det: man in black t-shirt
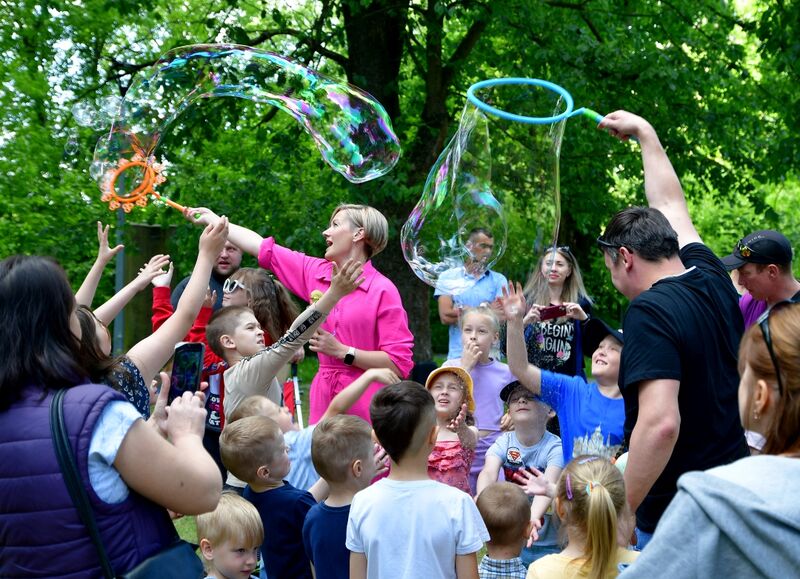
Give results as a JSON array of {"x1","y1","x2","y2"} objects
[{"x1": 595, "y1": 111, "x2": 748, "y2": 548}]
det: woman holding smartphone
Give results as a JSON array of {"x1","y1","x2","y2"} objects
[{"x1": 503, "y1": 246, "x2": 593, "y2": 380}]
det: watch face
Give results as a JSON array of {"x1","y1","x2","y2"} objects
[{"x1": 344, "y1": 348, "x2": 356, "y2": 365}]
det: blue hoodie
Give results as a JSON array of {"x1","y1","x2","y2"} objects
[{"x1": 620, "y1": 455, "x2": 800, "y2": 578}]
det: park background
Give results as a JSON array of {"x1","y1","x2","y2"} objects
[{"x1": 3, "y1": 0, "x2": 800, "y2": 362}]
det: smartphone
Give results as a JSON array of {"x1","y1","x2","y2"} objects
[
  {"x1": 169, "y1": 342, "x2": 205, "y2": 403},
  {"x1": 539, "y1": 304, "x2": 568, "y2": 321}
]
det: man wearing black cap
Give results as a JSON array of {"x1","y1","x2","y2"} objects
[
  {"x1": 501, "y1": 282, "x2": 626, "y2": 465},
  {"x1": 594, "y1": 111, "x2": 747, "y2": 550},
  {"x1": 722, "y1": 230, "x2": 800, "y2": 327}
]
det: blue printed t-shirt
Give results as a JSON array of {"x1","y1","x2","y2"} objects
[
  {"x1": 302, "y1": 501, "x2": 350, "y2": 579},
  {"x1": 435, "y1": 268, "x2": 508, "y2": 360},
  {"x1": 540, "y1": 371, "x2": 625, "y2": 463},
  {"x1": 244, "y1": 481, "x2": 315, "y2": 579}
]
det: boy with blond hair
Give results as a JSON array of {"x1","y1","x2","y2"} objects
[
  {"x1": 227, "y1": 366, "x2": 398, "y2": 492},
  {"x1": 302, "y1": 415, "x2": 377, "y2": 579},
  {"x1": 220, "y1": 416, "x2": 317, "y2": 579},
  {"x1": 196, "y1": 492, "x2": 264, "y2": 579},
  {"x1": 475, "y1": 482, "x2": 532, "y2": 579}
]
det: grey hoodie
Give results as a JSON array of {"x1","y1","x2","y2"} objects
[{"x1": 620, "y1": 455, "x2": 800, "y2": 578}]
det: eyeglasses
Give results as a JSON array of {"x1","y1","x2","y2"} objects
[
  {"x1": 223, "y1": 278, "x2": 247, "y2": 294},
  {"x1": 755, "y1": 299, "x2": 800, "y2": 397}
]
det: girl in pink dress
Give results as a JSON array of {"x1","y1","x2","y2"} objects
[{"x1": 425, "y1": 366, "x2": 479, "y2": 494}]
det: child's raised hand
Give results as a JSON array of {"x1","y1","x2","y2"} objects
[
  {"x1": 447, "y1": 403, "x2": 468, "y2": 433},
  {"x1": 514, "y1": 467, "x2": 551, "y2": 498},
  {"x1": 96, "y1": 221, "x2": 124, "y2": 264},
  {"x1": 500, "y1": 282, "x2": 528, "y2": 322},
  {"x1": 151, "y1": 261, "x2": 174, "y2": 288},
  {"x1": 365, "y1": 367, "x2": 401, "y2": 386},
  {"x1": 135, "y1": 254, "x2": 171, "y2": 290},
  {"x1": 202, "y1": 287, "x2": 217, "y2": 309},
  {"x1": 198, "y1": 216, "x2": 229, "y2": 259},
  {"x1": 329, "y1": 258, "x2": 364, "y2": 298}
]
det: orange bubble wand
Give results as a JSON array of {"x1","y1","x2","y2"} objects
[{"x1": 100, "y1": 153, "x2": 184, "y2": 213}]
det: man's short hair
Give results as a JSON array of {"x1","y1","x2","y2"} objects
[
  {"x1": 331, "y1": 204, "x2": 389, "y2": 259},
  {"x1": 468, "y1": 227, "x2": 494, "y2": 240},
  {"x1": 598, "y1": 206, "x2": 680, "y2": 263},
  {"x1": 196, "y1": 491, "x2": 263, "y2": 550},
  {"x1": 476, "y1": 482, "x2": 531, "y2": 545},
  {"x1": 219, "y1": 416, "x2": 282, "y2": 483},
  {"x1": 206, "y1": 306, "x2": 253, "y2": 359},
  {"x1": 369, "y1": 381, "x2": 435, "y2": 464},
  {"x1": 311, "y1": 415, "x2": 373, "y2": 484}
]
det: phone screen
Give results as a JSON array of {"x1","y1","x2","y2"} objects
[{"x1": 169, "y1": 342, "x2": 205, "y2": 403}]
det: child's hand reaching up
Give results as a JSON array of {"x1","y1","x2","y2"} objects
[
  {"x1": 447, "y1": 403, "x2": 469, "y2": 433},
  {"x1": 328, "y1": 258, "x2": 365, "y2": 299},
  {"x1": 202, "y1": 287, "x2": 217, "y2": 309},
  {"x1": 363, "y1": 367, "x2": 401, "y2": 385},
  {"x1": 95, "y1": 221, "x2": 124, "y2": 265},
  {"x1": 151, "y1": 262, "x2": 174, "y2": 288},
  {"x1": 500, "y1": 282, "x2": 527, "y2": 322},
  {"x1": 373, "y1": 443, "x2": 390, "y2": 477},
  {"x1": 134, "y1": 254, "x2": 171, "y2": 291},
  {"x1": 514, "y1": 466, "x2": 554, "y2": 498}
]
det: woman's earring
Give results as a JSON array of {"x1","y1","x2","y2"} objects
[{"x1": 753, "y1": 410, "x2": 760, "y2": 422}]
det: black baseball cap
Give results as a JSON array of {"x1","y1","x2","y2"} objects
[
  {"x1": 582, "y1": 318, "x2": 624, "y2": 354},
  {"x1": 499, "y1": 381, "x2": 543, "y2": 404},
  {"x1": 721, "y1": 230, "x2": 793, "y2": 271}
]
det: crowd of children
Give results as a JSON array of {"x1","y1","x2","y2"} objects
[{"x1": 8, "y1": 113, "x2": 800, "y2": 578}]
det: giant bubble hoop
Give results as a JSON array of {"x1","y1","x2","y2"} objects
[
  {"x1": 92, "y1": 44, "x2": 402, "y2": 213},
  {"x1": 403, "y1": 77, "x2": 611, "y2": 295}
]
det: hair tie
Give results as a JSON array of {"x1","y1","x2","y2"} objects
[
  {"x1": 566, "y1": 473, "x2": 574, "y2": 500},
  {"x1": 585, "y1": 481, "x2": 602, "y2": 495}
]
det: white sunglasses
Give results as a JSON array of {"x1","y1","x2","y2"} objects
[{"x1": 223, "y1": 278, "x2": 248, "y2": 294}]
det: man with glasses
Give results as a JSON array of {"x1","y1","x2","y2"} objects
[
  {"x1": 436, "y1": 228, "x2": 508, "y2": 359},
  {"x1": 595, "y1": 111, "x2": 748, "y2": 550},
  {"x1": 721, "y1": 230, "x2": 800, "y2": 327},
  {"x1": 171, "y1": 240, "x2": 243, "y2": 310}
]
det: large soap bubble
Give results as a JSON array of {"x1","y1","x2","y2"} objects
[
  {"x1": 402, "y1": 78, "x2": 568, "y2": 295},
  {"x1": 93, "y1": 44, "x2": 401, "y2": 212}
]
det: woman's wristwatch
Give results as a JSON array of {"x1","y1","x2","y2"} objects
[{"x1": 343, "y1": 346, "x2": 356, "y2": 365}]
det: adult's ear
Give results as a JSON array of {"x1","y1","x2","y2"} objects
[
  {"x1": 753, "y1": 378, "x2": 777, "y2": 417},
  {"x1": 619, "y1": 247, "x2": 635, "y2": 271}
]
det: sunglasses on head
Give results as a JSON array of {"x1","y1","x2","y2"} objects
[
  {"x1": 755, "y1": 298, "x2": 800, "y2": 397},
  {"x1": 223, "y1": 278, "x2": 248, "y2": 294},
  {"x1": 595, "y1": 236, "x2": 622, "y2": 251},
  {"x1": 736, "y1": 238, "x2": 761, "y2": 258}
]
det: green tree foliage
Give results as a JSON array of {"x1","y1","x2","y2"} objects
[{"x1": 2, "y1": 0, "x2": 799, "y2": 354}]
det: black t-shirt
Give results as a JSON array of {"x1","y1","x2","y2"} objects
[{"x1": 620, "y1": 243, "x2": 748, "y2": 532}]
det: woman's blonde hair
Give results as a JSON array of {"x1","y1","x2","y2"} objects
[
  {"x1": 228, "y1": 268, "x2": 299, "y2": 343},
  {"x1": 331, "y1": 204, "x2": 389, "y2": 258},
  {"x1": 738, "y1": 302, "x2": 800, "y2": 456},
  {"x1": 555, "y1": 456, "x2": 626, "y2": 579},
  {"x1": 523, "y1": 247, "x2": 591, "y2": 322}
]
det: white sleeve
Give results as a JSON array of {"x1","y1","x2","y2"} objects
[
  {"x1": 454, "y1": 492, "x2": 490, "y2": 554},
  {"x1": 345, "y1": 496, "x2": 366, "y2": 553},
  {"x1": 88, "y1": 400, "x2": 142, "y2": 504}
]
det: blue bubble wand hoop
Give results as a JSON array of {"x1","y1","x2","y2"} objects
[{"x1": 466, "y1": 78, "x2": 607, "y2": 126}]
